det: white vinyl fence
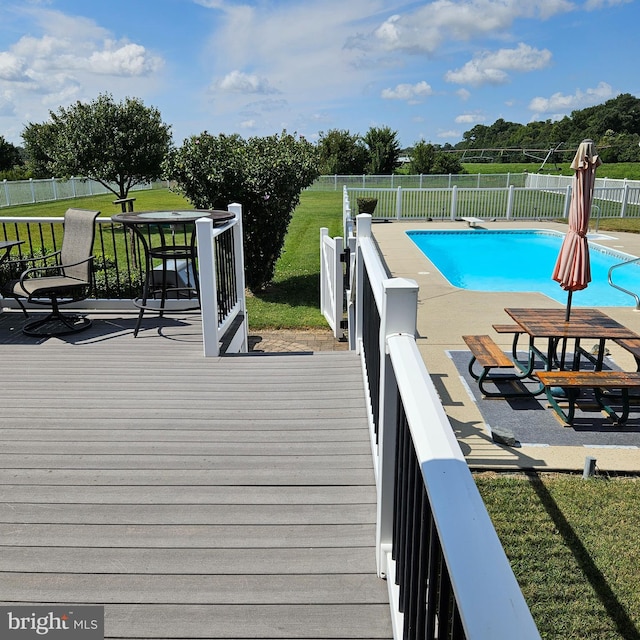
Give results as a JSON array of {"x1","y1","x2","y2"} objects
[
  {"x1": 345, "y1": 182, "x2": 640, "y2": 221},
  {"x1": 1, "y1": 177, "x2": 168, "y2": 208}
]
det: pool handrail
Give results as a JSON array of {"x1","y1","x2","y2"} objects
[{"x1": 608, "y1": 256, "x2": 640, "y2": 310}]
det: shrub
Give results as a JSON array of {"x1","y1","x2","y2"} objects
[{"x1": 164, "y1": 131, "x2": 319, "y2": 291}]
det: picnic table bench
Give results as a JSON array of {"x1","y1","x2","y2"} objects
[
  {"x1": 613, "y1": 337, "x2": 640, "y2": 371},
  {"x1": 535, "y1": 370, "x2": 640, "y2": 426},
  {"x1": 463, "y1": 334, "x2": 534, "y2": 397}
]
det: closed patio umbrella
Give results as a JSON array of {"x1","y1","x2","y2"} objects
[{"x1": 552, "y1": 139, "x2": 602, "y2": 321}]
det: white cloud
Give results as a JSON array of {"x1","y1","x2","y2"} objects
[
  {"x1": 445, "y1": 43, "x2": 552, "y2": 86},
  {"x1": 89, "y1": 43, "x2": 163, "y2": 76},
  {"x1": 216, "y1": 70, "x2": 279, "y2": 94},
  {"x1": 529, "y1": 81, "x2": 614, "y2": 113},
  {"x1": 0, "y1": 52, "x2": 27, "y2": 81},
  {"x1": 456, "y1": 88, "x2": 471, "y2": 101},
  {"x1": 437, "y1": 129, "x2": 461, "y2": 139},
  {"x1": 584, "y1": 0, "x2": 632, "y2": 8},
  {"x1": 372, "y1": 0, "x2": 574, "y2": 55},
  {"x1": 455, "y1": 113, "x2": 485, "y2": 123},
  {"x1": 381, "y1": 81, "x2": 433, "y2": 102}
]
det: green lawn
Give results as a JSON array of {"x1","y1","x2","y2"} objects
[
  {"x1": 0, "y1": 187, "x2": 344, "y2": 330},
  {"x1": 476, "y1": 473, "x2": 640, "y2": 640}
]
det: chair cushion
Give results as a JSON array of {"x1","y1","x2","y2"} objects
[{"x1": 6, "y1": 276, "x2": 89, "y2": 298}]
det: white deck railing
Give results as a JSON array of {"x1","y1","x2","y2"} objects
[
  {"x1": 0, "y1": 204, "x2": 247, "y2": 357},
  {"x1": 196, "y1": 202, "x2": 248, "y2": 357},
  {"x1": 338, "y1": 213, "x2": 541, "y2": 639}
]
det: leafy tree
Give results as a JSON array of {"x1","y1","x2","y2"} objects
[
  {"x1": 22, "y1": 93, "x2": 172, "y2": 198},
  {"x1": 431, "y1": 151, "x2": 464, "y2": 174},
  {"x1": 21, "y1": 123, "x2": 57, "y2": 178},
  {"x1": 317, "y1": 129, "x2": 368, "y2": 174},
  {"x1": 164, "y1": 131, "x2": 319, "y2": 291},
  {"x1": 363, "y1": 126, "x2": 401, "y2": 174},
  {"x1": 0, "y1": 135, "x2": 22, "y2": 172},
  {"x1": 409, "y1": 140, "x2": 436, "y2": 174}
]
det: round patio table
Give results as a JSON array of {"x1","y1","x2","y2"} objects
[{"x1": 111, "y1": 209, "x2": 235, "y2": 336}]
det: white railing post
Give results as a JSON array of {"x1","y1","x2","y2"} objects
[
  {"x1": 376, "y1": 277, "x2": 418, "y2": 577},
  {"x1": 196, "y1": 216, "x2": 220, "y2": 357},
  {"x1": 29, "y1": 178, "x2": 35, "y2": 203},
  {"x1": 228, "y1": 203, "x2": 248, "y2": 351},
  {"x1": 395, "y1": 186, "x2": 402, "y2": 219},
  {"x1": 2, "y1": 180, "x2": 8, "y2": 207}
]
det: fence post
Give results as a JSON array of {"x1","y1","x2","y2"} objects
[
  {"x1": 450, "y1": 184, "x2": 458, "y2": 220},
  {"x1": 376, "y1": 277, "x2": 419, "y2": 577},
  {"x1": 2, "y1": 180, "x2": 8, "y2": 207},
  {"x1": 395, "y1": 186, "x2": 402, "y2": 219},
  {"x1": 506, "y1": 184, "x2": 515, "y2": 219},
  {"x1": 29, "y1": 178, "x2": 35, "y2": 203},
  {"x1": 621, "y1": 183, "x2": 629, "y2": 218},
  {"x1": 563, "y1": 185, "x2": 572, "y2": 218}
]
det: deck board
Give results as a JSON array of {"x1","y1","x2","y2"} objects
[{"x1": 0, "y1": 312, "x2": 391, "y2": 639}]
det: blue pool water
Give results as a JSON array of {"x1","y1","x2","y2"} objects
[{"x1": 407, "y1": 229, "x2": 640, "y2": 307}]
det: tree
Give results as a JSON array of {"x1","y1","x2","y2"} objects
[
  {"x1": 22, "y1": 93, "x2": 172, "y2": 198},
  {"x1": 317, "y1": 129, "x2": 368, "y2": 174},
  {"x1": 164, "y1": 131, "x2": 319, "y2": 291},
  {"x1": 409, "y1": 140, "x2": 436, "y2": 174},
  {"x1": 431, "y1": 151, "x2": 464, "y2": 174},
  {"x1": 0, "y1": 135, "x2": 22, "y2": 172},
  {"x1": 362, "y1": 126, "x2": 401, "y2": 174}
]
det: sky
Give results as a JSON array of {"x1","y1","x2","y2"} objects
[{"x1": 0, "y1": 0, "x2": 638, "y2": 150}]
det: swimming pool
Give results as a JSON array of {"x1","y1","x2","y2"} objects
[{"x1": 407, "y1": 229, "x2": 640, "y2": 307}]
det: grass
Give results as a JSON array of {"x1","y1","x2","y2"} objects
[
  {"x1": 475, "y1": 473, "x2": 640, "y2": 640},
  {"x1": 0, "y1": 187, "x2": 344, "y2": 330},
  {"x1": 245, "y1": 190, "x2": 343, "y2": 329}
]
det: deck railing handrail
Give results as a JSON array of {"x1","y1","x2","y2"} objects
[
  {"x1": 0, "y1": 207, "x2": 247, "y2": 355},
  {"x1": 349, "y1": 213, "x2": 541, "y2": 639}
]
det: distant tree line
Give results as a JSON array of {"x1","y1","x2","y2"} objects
[
  {"x1": 3, "y1": 91, "x2": 640, "y2": 185},
  {"x1": 453, "y1": 93, "x2": 640, "y2": 164},
  {"x1": 316, "y1": 127, "x2": 464, "y2": 175}
]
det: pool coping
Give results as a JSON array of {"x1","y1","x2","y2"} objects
[{"x1": 372, "y1": 218, "x2": 640, "y2": 474}]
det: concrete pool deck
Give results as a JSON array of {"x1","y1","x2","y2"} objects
[{"x1": 372, "y1": 218, "x2": 640, "y2": 473}]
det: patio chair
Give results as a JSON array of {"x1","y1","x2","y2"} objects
[{"x1": 2, "y1": 208, "x2": 100, "y2": 336}]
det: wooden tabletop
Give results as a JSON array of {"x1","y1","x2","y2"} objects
[{"x1": 505, "y1": 307, "x2": 640, "y2": 340}]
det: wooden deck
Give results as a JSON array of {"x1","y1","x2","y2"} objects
[{"x1": 0, "y1": 311, "x2": 391, "y2": 639}]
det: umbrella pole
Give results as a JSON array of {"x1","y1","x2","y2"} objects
[{"x1": 565, "y1": 290, "x2": 573, "y2": 322}]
